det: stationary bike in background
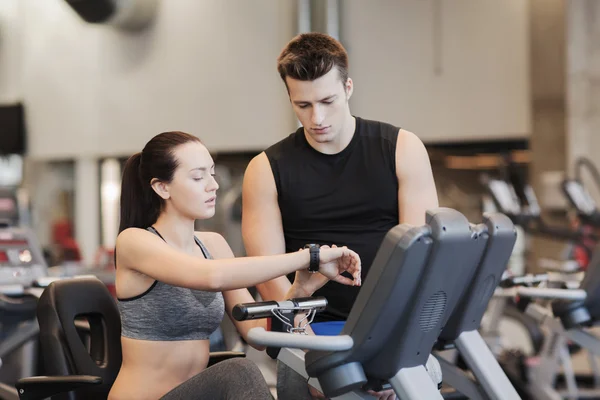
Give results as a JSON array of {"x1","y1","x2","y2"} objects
[
  {"x1": 480, "y1": 157, "x2": 600, "y2": 398},
  {"x1": 0, "y1": 222, "x2": 49, "y2": 400},
  {"x1": 0, "y1": 220, "x2": 96, "y2": 400},
  {"x1": 483, "y1": 153, "x2": 594, "y2": 278},
  {"x1": 562, "y1": 156, "x2": 600, "y2": 271}
]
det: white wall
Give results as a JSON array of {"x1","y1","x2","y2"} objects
[
  {"x1": 567, "y1": 0, "x2": 600, "y2": 202},
  {"x1": 0, "y1": 0, "x2": 22, "y2": 104},
  {"x1": 21, "y1": 0, "x2": 298, "y2": 160},
  {"x1": 17, "y1": 0, "x2": 533, "y2": 158},
  {"x1": 342, "y1": 0, "x2": 531, "y2": 143}
]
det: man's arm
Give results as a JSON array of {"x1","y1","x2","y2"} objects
[
  {"x1": 396, "y1": 129, "x2": 439, "y2": 225},
  {"x1": 242, "y1": 152, "x2": 294, "y2": 301}
]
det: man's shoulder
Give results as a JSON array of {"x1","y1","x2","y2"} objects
[
  {"x1": 356, "y1": 116, "x2": 401, "y2": 142},
  {"x1": 396, "y1": 128, "x2": 428, "y2": 156},
  {"x1": 246, "y1": 129, "x2": 302, "y2": 183},
  {"x1": 264, "y1": 129, "x2": 302, "y2": 161}
]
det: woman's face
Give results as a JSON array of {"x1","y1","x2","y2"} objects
[{"x1": 157, "y1": 141, "x2": 219, "y2": 220}]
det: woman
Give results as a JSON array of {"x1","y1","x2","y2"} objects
[{"x1": 108, "y1": 131, "x2": 362, "y2": 400}]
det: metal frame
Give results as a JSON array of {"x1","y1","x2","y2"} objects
[
  {"x1": 525, "y1": 302, "x2": 600, "y2": 400},
  {"x1": 0, "y1": 321, "x2": 39, "y2": 400},
  {"x1": 436, "y1": 355, "x2": 487, "y2": 400},
  {"x1": 278, "y1": 348, "x2": 375, "y2": 400},
  {"x1": 276, "y1": 345, "x2": 444, "y2": 399},
  {"x1": 390, "y1": 366, "x2": 443, "y2": 400},
  {"x1": 455, "y1": 330, "x2": 521, "y2": 400},
  {"x1": 435, "y1": 329, "x2": 521, "y2": 400}
]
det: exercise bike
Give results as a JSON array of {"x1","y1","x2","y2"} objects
[
  {"x1": 484, "y1": 178, "x2": 600, "y2": 398},
  {"x1": 234, "y1": 208, "x2": 521, "y2": 399},
  {"x1": 0, "y1": 224, "x2": 49, "y2": 400}
]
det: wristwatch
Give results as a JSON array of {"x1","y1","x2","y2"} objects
[{"x1": 304, "y1": 244, "x2": 320, "y2": 273}]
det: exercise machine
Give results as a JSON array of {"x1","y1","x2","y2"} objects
[
  {"x1": 562, "y1": 156, "x2": 600, "y2": 228},
  {"x1": 13, "y1": 275, "x2": 247, "y2": 400},
  {"x1": 493, "y1": 250, "x2": 600, "y2": 399},
  {"x1": 433, "y1": 212, "x2": 520, "y2": 400},
  {"x1": 0, "y1": 224, "x2": 49, "y2": 400},
  {"x1": 233, "y1": 208, "x2": 520, "y2": 399}
]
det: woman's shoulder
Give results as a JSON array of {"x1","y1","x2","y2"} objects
[
  {"x1": 193, "y1": 231, "x2": 233, "y2": 259},
  {"x1": 117, "y1": 227, "x2": 156, "y2": 247},
  {"x1": 114, "y1": 228, "x2": 163, "y2": 271}
]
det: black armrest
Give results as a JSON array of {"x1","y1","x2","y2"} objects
[
  {"x1": 16, "y1": 375, "x2": 102, "y2": 400},
  {"x1": 207, "y1": 351, "x2": 246, "y2": 368}
]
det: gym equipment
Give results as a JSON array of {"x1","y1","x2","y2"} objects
[
  {"x1": 492, "y1": 247, "x2": 600, "y2": 400},
  {"x1": 0, "y1": 224, "x2": 49, "y2": 400},
  {"x1": 234, "y1": 208, "x2": 520, "y2": 399},
  {"x1": 0, "y1": 288, "x2": 39, "y2": 400},
  {"x1": 480, "y1": 178, "x2": 600, "y2": 396},
  {"x1": 561, "y1": 178, "x2": 600, "y2": 270},
  {"x1": 562, "y1": 179, "x2": 600, "y2": 226},
  {"x1": 560, "y1": 157, "x2": 600, "y2": 270},
  {"x1": 485, "y1": 177, "x2": 593, "y2": 247},
  {"x1": 0, "y1": 190, "x2": 19, "y2": 228},
  {"x1": 0, "y1": 224, "x2": 48, "y2": 288},
  {"x1": 14, "y1": 277, "x2": 247, "y2": 400},
  {"x1": 482, "y1": 178, "x2": 600, "y2": 399},
  {"x1": 482, "y1": 177, "x2": 559, "y2": 365},
  {"x1": 433, "y1": 212, "x2": 520, "y2": 400},
  {"x1": 485, "y1": 177, "x2": 587, "y2": 278},
  {"x1": 564, "y1": 156, "x2": 600, "y2": 224}
]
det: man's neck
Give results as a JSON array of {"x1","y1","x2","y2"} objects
[{"x1": 304, "y1": 114, "x2": 356, "y2": 155}]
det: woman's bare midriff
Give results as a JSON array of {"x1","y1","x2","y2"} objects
[{"x1": 108, "y1": 337, "x2": 210, "y2": 400}]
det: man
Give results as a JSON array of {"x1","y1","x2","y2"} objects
[{"x1": 242, "y1": 32, "x2": 439, "y2": 400}]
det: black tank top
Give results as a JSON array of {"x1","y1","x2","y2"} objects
[{"x1": 265, "y1": 116, "x2": 400, "y2": 322}]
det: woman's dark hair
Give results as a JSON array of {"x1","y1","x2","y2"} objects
[{"x1": 118, "y1": 131, "x2": 202, "y2": 233}]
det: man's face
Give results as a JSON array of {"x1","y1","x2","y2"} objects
[{"x1": 286, "y1": 68, "x2": 353, "y2": 144}]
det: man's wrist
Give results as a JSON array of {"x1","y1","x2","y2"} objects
[{"x1": 287, "y1": 282, "x2": 313, "y2": 299}]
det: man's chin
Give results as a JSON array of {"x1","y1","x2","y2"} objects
[{"x1": 310, "y1": 133, "x2": 334, "y2": 143}]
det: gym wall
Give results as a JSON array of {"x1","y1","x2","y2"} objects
[
  {"x1": 18, "y1": 0, "x2": 298, "y2": 160},
  {"x1": 566, "y1": 0, "x2": 600, "y2": 203},
  {"x1": 0, "y1": 0, "x2": 25, "y2": 155},
  {"x1": 341, "y1": 0, "x2": 531, "y2": 143},
  {"x1": 17, "y1": 0, "x2": 534, "y2": 161},
  {"x1": 0, "y1": 0, "x2": 22, "y2": 106}
]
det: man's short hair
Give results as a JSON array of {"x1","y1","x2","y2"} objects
[{"x1": 277, "y1": 32, "x2": 349, "y2": 89}]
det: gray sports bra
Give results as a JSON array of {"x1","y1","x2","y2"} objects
[{"x1": 117, "y1": 227, "x2": 225, "y2": 341}]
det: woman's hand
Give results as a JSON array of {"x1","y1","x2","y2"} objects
[
  {"x1": 319, "y1": 245, "x2": 362, "y2": 285},
  {"x1": 290, "y1": 245, "x2": 362, "y2": 297}
]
